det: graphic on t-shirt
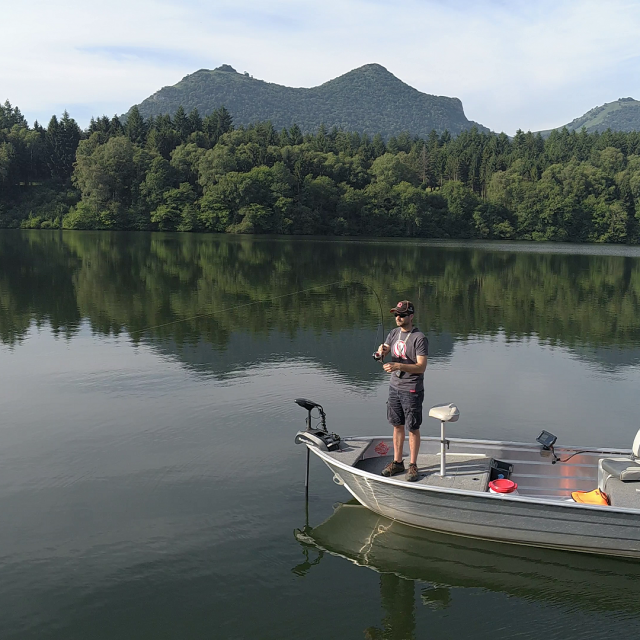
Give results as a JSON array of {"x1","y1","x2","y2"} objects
[{"x1": 392, "y1": 339, "x2": 407, "y2": 359}]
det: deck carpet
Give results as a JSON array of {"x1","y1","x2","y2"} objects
[{"x1": 356, "y1": 454, "x2": 491, "y2": 492}]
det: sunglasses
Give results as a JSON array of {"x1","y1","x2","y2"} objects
[{"x1": 394, "y1": 312, "x2": 410, "y2": 318}]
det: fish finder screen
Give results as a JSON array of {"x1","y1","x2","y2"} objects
[{"x1": 537, "y1": 430, "x2": 557, "y2": 449}]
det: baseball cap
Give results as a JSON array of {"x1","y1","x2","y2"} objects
[{"x1": 390, "y1": 300, "x2": 415, "y2": 314}]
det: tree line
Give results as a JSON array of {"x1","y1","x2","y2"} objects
[{"x1": 4, "y1": 99, "x2": 640, "y2": 242}]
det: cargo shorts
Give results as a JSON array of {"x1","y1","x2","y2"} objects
[{"x1": 387, "y1": 387, "x2": 424, "y2": 431}]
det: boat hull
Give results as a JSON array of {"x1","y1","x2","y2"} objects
[{"x1": 313, "y1": 447, "x2": 640, "y2": 558}]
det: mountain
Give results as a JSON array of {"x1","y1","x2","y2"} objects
[
  {"x1": 540, "y1": 97, "x2": 640, "y2": 135},
  {"x1": 133, "y1": 63, "x2": 489, "y2": 138}
]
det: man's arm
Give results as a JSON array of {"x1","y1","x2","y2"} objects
[{"x1": 383, "y1": 355, "x2": 427, "y2": 374}]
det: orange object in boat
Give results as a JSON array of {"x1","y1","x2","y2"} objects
[{"x1": 571, "y1": 488, "x2": 609, "y2": 505}]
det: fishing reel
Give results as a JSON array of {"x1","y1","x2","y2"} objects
[{"x1": 372, "y1": 351, "x2": 383, "y2": 361}]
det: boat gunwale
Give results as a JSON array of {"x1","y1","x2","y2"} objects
[
  {"x1": 340, "y1": 435, "x2": 633, "y2": 456},
  {"x1": 309, "y1": 436, "x2": 640, "y2": 515}
]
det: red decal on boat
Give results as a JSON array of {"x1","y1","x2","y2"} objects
[{"x1": 375, "y1": 441, "x2": 390, "y2": 456}]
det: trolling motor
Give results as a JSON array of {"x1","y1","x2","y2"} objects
[
  {"x1": 294, "y1": 398, "x2": 341, "y2": 500},
  {"x1": 294, "y1": 398, "x2": 340, "y2": 452}
]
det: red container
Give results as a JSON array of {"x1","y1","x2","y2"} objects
[{"x1": 488, "y1": 479, "x2": 518, "y2": 494}]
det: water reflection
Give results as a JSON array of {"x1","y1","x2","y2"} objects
[
  {"x1": 3, "y1": 231, "x2": 640, "y2": 378},
  {"x1": 4, "y1": 231, "x2": 640, "y2": 638},
  {"x1": 295, "y1": 500, "x2": 640, "y2": 638},
  {"x1": 365, "y1": 575, "x2": 417, "y2": 640},
  {"x1": 0, "y1": 231, "x2": 640, "y2": 348}
]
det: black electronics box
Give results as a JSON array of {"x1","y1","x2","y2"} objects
[{"x1": 490, "y1": 459, "x2": 513, "y2": 481}]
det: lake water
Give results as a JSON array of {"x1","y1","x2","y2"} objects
[{"x1": 1, "y1": 231, "x2": 640, "y2": 639}]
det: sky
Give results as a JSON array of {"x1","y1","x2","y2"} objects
[{"x1": 3, "y1": 0, "x2": 640, "y2": 135}]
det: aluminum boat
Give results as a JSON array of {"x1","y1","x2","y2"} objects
[{"x1": 294, "y1": 398, "x2": 640, "y2": 558}]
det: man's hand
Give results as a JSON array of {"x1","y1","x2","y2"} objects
[
  {"x1": 377, "y1": 344, "x2": 390, "y2": 357},
  {"x1": 383, "y1": 356, "x2": 427, "y2": 374}
]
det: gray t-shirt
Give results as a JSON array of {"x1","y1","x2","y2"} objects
[{"x1": 385, "y1": 327, "x2": 428, "y2": 392}]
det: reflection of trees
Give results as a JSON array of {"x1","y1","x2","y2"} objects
[
  {"x1": 0, "y1": 231, "x2": 82, "y2": 345},
  {"x1": 2, "y1": 232, "x2": 640, "y2": 351}
]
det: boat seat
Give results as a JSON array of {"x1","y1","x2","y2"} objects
[
  {"x1": 598, "y1": 428, "x2": 640, "y2": 489},
  {"x1": 428, "y1": 403, "x2": 460, "y2": 422},
  {"x1": 600, "y1": 458, "x2": 640, "y2": 482},
  {"x1": 603, "y1": 477, "x2": 640, "y2": 510}
]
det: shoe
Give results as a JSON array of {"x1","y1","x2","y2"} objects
[
  {"x1": 407, "y1": 463, "x2": 419, "y2": 482},
  {"x1": 381, "y1": 460, "x2": 405, "y2": 477}
]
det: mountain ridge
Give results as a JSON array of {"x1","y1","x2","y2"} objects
[
  {"x1": 539, "y1": 97, "x2": 640, "y2": 136},
  {"x1": 134, "y1": 63, "x2": 489, "y2": 138}
]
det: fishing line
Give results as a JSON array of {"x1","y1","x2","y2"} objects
[{"x1": 131, "y1": 279, "x2": 385, "y2": 343}]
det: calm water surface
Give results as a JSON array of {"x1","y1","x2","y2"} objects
[{"x1": 1, "y1": 231, "x2": 640, "y2": 639}]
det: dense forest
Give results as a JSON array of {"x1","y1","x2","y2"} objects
[{"x1": 4, "y1": 99, "x2": 640, "y2": 242}]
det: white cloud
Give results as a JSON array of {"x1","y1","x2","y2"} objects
[{"x1": 3, "y1": 0, "x2": 640, "y2": 133}]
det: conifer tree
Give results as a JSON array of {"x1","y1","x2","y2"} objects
[
  {"x1": 188, "y1": 108, "x2": 203, "y2": 135},
  {"x1": 288, "y1": 124, "x2": 303, "y2": 145},
  {"x1": 125, "y1": 106, "x2": 147, "y2": 145},
  {"x1": 173, "y1": 106, "x2": 190, "y2": 142}
]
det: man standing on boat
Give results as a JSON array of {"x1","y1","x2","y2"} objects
[{"x1": 376, "y1": 300, "x2": 428, "y2": 482}]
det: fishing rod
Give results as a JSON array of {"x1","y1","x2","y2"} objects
[{"x1": 366, "y1": 284, "x2": 385, "y2": 358}]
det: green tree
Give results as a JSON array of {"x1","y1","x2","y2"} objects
[
  {"x1": 140, "y1": 156, "x2": 177, "y2": 213},
  {"x1": 440, "y1": 181, "x2": 479, "y2": 238},
  {"x1": 46, "y1": 111, "x2": 82, "y2": 181},
  {"x1": 125, "y1": 106, "x2": 147, "y2": 145},
  {"x1": 73, "y1": 135, "x2": 138, "y2": 227},
  {"x1": 151, "y1": 182, "x2": 197, "y2": 231},
  {"x1": 370, "y1": 153, "x2": 418, "y2": 186}
]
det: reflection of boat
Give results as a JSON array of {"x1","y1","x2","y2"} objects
[
  {"x1": 296, "y1": 501, "x2": 640, "y2": 614},
  {"x1": 295, "y1": 399, "x2": 640, "y2": 558}
]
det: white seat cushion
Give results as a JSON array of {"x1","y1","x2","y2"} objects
[{"x1": 428, "y1": 403, "x2": 460, "y2": 422}]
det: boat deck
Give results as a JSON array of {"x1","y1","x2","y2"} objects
[
  {"x1": 325, "y1": 436, "x2": 632, "y2": 503},
  {"x1": 356, "y1": 454, "x2": 491, "y2": 491}
]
